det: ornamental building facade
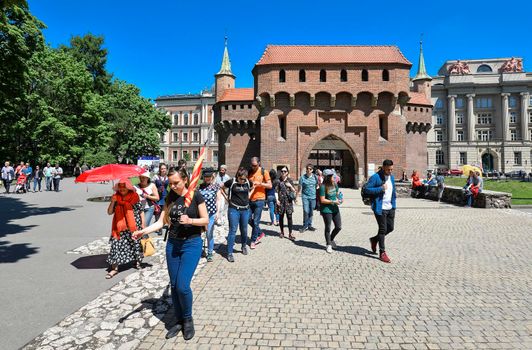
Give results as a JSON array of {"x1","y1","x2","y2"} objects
[
  {"x1": 214, "y1": 42, "x2": 434, "y2": 187},
  {"x1": 428, "y1": 58, "x2": 532, "y2": 173},
  {"x1": 155, "y1": 92, "x2": 218, "y2": 168}
]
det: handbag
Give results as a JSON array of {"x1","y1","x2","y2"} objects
[
  {"x1": 140, "y1": 235, "x2": 156, "y2": 257},
  {"x1": 153, "y1": 203, "x2": 161, "y2": 216}
]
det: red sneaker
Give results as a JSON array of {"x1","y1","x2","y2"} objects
[
  {"x1": 256, "y1": 232, "x2": 265, "y2": 243},
  {"x1": 370, "y1": 237, "x2": 377, "y2": 254},
  {"x1": 379, "y1": 251, "x2": 391, "y2": 263}
]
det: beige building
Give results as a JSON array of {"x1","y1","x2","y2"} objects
[
  {"x1": 155, "y1": 91, "x2": 218, "y2": 168},
  {"x1": 428, "y1": 58, "x2": 532, "y2": 173}
]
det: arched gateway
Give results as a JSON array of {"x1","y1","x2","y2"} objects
[{"x1": 303, "y1": 135, "x2": 358, "y2": 188}]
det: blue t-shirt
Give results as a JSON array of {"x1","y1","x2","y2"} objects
[
  {"x1": 299, "y1": 173, "x2": 318, "y2": 199},
  {"x1": 23, "y1": 166, "x2": 32, "y2": 176}
]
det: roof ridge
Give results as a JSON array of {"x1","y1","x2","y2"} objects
[{"x1": 264, "y1": 44, "x2": 399, "y2": 47}]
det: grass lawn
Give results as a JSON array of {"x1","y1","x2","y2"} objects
[{"x1": 443, "y1": 177, "x2": 532, "y2": 205}]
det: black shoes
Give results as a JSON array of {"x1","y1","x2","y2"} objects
[
  {"x1": 165, "y1": 318, "x2": 194, "y2": 340},
  {"x1": 183, "y1": 317, "x2": 195, "y2": 340},
  {"x1": 165, "y1": 321, "x2": 183, "y2": 339}
]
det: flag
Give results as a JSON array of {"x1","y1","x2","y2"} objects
[{"x1": 184, "y1": 146, "x2": 206, "y2": 207}]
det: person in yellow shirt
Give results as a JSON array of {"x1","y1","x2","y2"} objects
[{"x1": 248, "y1": 157, "x2": 272, "y2": 249}]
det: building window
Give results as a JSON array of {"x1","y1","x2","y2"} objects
[
  {"x1": 477, "y1": 130, "x2": 493, "y2": 141},
  {"x1": 477, "y1": 64, "x2": 492, "y2": 73},
  {"x1": 475, "y1": 97, "x2": 492, "y2": 108},
  {"x1": 232, "y1": 105, "x2": 236, "y2": 110},
  {"x1": 510, "y1": 129, "x2": 518, "y2": 141},
  {"x1": 436, "y1": 114, "x2": 444, "y2": 125},
  {"x1": 529, "y1": 111, "x2": 532, "y2": 123},
  {"x1": 248, "y1": 104, "x2": 252, "y2": 109},
  {"x1": 319, "y1": 69, "x2": 327, "y2": 82},
  {"x1": 172, "y1": 132, "x2": 178, "y2": 143},
  {"x1": 340, "y1": 69, "x2": 348, "y2": 82},
  {"x1": 182, "y1": 133, "x2": 188, "y2": 142},
  {"x1": 459, "y1": 152, "x2": 467, "y2": 165},
  {"x1": 172, "y1": 151, "x2": 178, "y2": 161},
  {"x1": 379, "y1": 114, "x2": 388, "y2": 140},
  {"x1": 510, "y1": 111, "x2": 518, "y2": 123},
  {"x1": 160, "y1": 134, "x2": 165, "y2": 142},
  {"x1": 279, "y1": 69, "x2": 286, "y2": 83},
  {"x1": 173, "y1": 114, "x2": 179, "y2": 126},
  {"x1": 182, "y1": 150, "x2": 188, "y2": 159},
  {"x1": 224, "y1": 105, "x2": 228, "y2": 110},
  {"x1": 213, "y1": 150, "x2": 218, "y2": 163},
  {"x1": 477, "y1": 113, "x2": 492, "y2": 124},
  {"x1": 183, "y1": 113, "x2": 189, "y2": 125},
  {"x1": 361, "y1": 69, "x2": 368, "y2": 82},
  {"x1": 456, "y1": 113, "x2": 464, "y2": 124},
  {"x1": 436, "y1": 150, "x2": 445, "y2": 165},
  {"x1": 193, "y1": 132, "x2": 199, "y2": 142},
  {"x1": 436, "y1": 130, "x2": 443, "y2": 142},
  {"x1": 456, "y1": 98, "x2": 464, "y2": 109},
  {"x1": 213, "y1": 131, "x2": 218, "y2": 143},
  {"x1": 192, "y1": 150, "x2": 199, "y2": 160},
  {"x1": 382, "y1": 69, "x2": 389, "y2": 81},
  {"x1": 279, "y1": 115, "x2": 286, "y2": 140},
  {"x1": 193, "y1": 113, "x2": 199, "y2": 125},
  {"x1": 457, "y1": 130, "x2": 464, "y2": 141},
  {"x1": 299, "y1": 69, "x2": 306, "y2": 82},
  {"x1": 509, "y1": 96, "x2": 517, "y2": 108},
  {"x1": 435, "y1": 99, "x2": 444, "y2": 109},
  {"x1": 514, "y1": 152, "x2": 522, "y2": 165}
]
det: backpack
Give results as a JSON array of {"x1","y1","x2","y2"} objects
[
  {"x1": 361, "y1": 181, "x2": 372, "y2": 206},
  {"x1": 228, "y1": 179, "x2": 251, "y2": 208}
]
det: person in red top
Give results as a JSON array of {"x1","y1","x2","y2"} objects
[
  {"x1": 410, "y1": 170, "x2": 424, "y2": 198},
  {"x1": 248, "y1": 157, "x2": 272, "y2": 249}
]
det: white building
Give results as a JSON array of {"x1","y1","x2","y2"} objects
[{"x1": 428, "y1": 58, "x2": 532, "y2": 173}]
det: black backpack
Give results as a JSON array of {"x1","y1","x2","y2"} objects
[{"x1": 361, "y1": 181, "x2": 372, "y2": 206}]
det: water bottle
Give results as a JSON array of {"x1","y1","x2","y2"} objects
[{"x1": 338, "y1": 191, "x2": 343, "y2": 204}]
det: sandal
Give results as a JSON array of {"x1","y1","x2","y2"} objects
[
  {"x1": 279, "y1": 232, "x2": 285, "y2": 239},
  {"x1": 135, "y1": 261, "x2": 142, "y2": 270},
  {"x1": 288, "y1": 234, "x2": 296, "y2": 241},
  {"x1": 106, "y1": 269, "x2": 118, "y2": 279}
]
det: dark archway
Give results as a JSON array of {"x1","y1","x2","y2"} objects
[
  {"x1": 305, "y1": 135, "x2": 357, "y2": 188},
  {"x1": 482, "y1": 153, "x2": 494, "y2": 171}
]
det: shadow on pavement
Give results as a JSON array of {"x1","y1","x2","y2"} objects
[
  {"x1": 70, "y1": 254, "x2": 153, "y2": 270},
  {"x1": 0, "y1": 196, "x2": 74, "y2": 263},
  {"x1": 118, "y1": 285, "x2": 173, "y2": 329},
  {"x1": 0, "y1": 241, "x2": 39, "y2": 263},
  {"x1": 292, "y1": 239, "x2": 379, "y2": 260}
]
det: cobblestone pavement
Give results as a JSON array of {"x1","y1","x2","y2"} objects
[{"x1": 139, "y1": 192, "x2": 532, "y2": 350}]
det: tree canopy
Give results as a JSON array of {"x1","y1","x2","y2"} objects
[{"x1": 0, "y1": 1, "x2": 169, "y2": 166}]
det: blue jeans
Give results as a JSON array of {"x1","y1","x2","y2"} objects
[
  {"x1": 266, "y1": 195, "x2": 279, "y2": 224},
  {"x1": 206, "y1": 214, "x2": 216, "y2": 254},
  {"x1": 33, "y1": 178, "x2": 42, "y2": 191},
  {"x1": 302, "y1": 197, "x2": 316, "y2": 228},
  {"x1": 144, "y1": 206, "x2": 155, "y2": 227},
  {"x1": 45, "y1": 176, "x2": 52, "y2": 191},
  {"x1": 249, "y1": 200, "x2": 264, "y2": 242},
  {"x1": 227, "y1": 207, "x2": 249, "y2": 255},
  {"x1": 166, "y1": 236, "x2": 202, "y2": 321}
]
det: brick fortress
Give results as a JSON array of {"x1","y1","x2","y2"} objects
[{"x1": 214, "y1": 40, "x2": 433, "y2": 187}]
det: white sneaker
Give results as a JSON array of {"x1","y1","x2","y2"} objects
[
  {"x1": 331, "y1": 240, "x2": 337, "y2": 249},
  {"x1": 326, "y1": 245, "x2": 333, "y2": 254}
]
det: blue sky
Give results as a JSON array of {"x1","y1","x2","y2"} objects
[{"x1": 28, "y1": 0, "x2": 532, "y2": 100}]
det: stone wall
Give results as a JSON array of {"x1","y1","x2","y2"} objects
[{"x1": 395, "y1": 182, "x2": 512, "y2": 208}]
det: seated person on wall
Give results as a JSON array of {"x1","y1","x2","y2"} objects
[
  {"x1": 410, "y1": 170, "x2": 425, "y2": 198},
  {"x1": 422, "y1": 171, "x2": 437, "y2": 196},
  {"x1": 463, "y1": 171, "x2": 483, "y2": 208}
]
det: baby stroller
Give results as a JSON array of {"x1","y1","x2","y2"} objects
[{"x1": 15, "y1": 174, "x2": 28, "y2": 194}]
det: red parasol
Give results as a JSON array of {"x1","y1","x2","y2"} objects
[{"x1": 75, "y1": 164, "x2": 145, "y2": 183}]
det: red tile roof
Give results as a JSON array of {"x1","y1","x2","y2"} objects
[
  {"x1": 408, "y1": 92, "x2": 432, "y2": 106},
  {"x1": 256, "y1": 45, "x2": 411, "y2": 66},
  {"x1": 219, "y1": 88, "x2": 254, "y2": 102}
]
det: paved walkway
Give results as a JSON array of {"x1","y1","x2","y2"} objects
[{"x1": 140, "y1": 192, "x2": 532, "y2": 349}]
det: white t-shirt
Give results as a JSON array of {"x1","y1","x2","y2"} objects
[
  {"x1": 382, "y1": 176, "x2": 393, "y2": 210},
  {"x1": 136, "y1": 185, "x2": 154, "y2": 210}
]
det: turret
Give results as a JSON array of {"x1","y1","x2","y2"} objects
[
  {"x1": 214, "y1": 36, "x2": 236, "y2": 102},
  {"x1": 412, "y1": 39, "x2": 432, "y2": 101}
]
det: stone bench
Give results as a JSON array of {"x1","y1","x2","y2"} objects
[{"x1": 395, "y1": 182, "x2": 512, "y2": 208}]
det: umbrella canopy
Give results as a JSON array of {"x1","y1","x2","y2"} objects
[
  {"x1": 75, "y1": 164, "x2": 145, "y2": 183},
  {"x1": 461, "y1": 165, "x2": 482, "y2": 178}
]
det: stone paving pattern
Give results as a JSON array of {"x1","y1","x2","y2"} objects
[{"x1": 140, "y1": 192, "x2": 532, "y2": 350}]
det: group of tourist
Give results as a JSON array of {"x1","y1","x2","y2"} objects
[
  {"x1": 1, "y1": 161, "x2": 64, "y2": 193},
  {"x1": 104, "y1": 157, "x2": 398, "y2": 341}
]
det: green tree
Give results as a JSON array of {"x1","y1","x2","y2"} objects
[
  {"x1": 0, "y1": 0, "x2": 45, "y2": 161},
  {"x1": 105, "y1": 80, "x2": 170, "y2": 163},
  {"x1": 61, "y1": 33, "x2": 112, "y2": 95}
]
